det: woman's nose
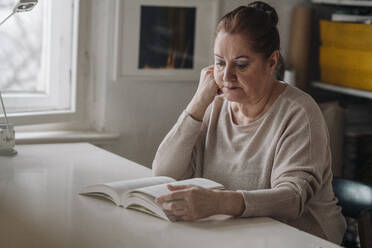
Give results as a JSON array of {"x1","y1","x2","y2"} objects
[{"x1": 223, "y1": 65, "x2": 236, "y2": 82}]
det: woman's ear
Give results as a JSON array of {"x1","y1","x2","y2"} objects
[{"x1": 266, "y1": 50, "x2": 280, "y2": 75}]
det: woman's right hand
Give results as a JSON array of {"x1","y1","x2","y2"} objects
[{"x1": 186, "y1": 65, "x2": 220, "y2": 121}]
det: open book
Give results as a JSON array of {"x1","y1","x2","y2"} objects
[{"x1": 79, "y1": 177, "x2": 224, "y2": 221}]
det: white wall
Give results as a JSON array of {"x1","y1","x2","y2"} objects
[{"x1": 84, "y1": 0, "x2": 309, "y2": 167}]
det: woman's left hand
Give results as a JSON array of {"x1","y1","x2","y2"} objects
[{"x1": 155, "y1": 184, "x2": 220, "y2": 221}]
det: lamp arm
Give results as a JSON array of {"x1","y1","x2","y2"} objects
[
  {"x1": 0, "y1": 11, "x2": 15, "y2": 27},
  {"x1": 0, "y1": 92, "x2": 10, "y2": 130}
]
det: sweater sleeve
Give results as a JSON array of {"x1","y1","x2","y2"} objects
[
  {"x1": 152, "y1": 110, "x2": 207, "y2": 180},
  {"x1": 238, "y1": 104, "x2": 331, "y2": 221}
]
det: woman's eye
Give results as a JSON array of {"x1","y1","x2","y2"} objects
[
  {"x1": 236, "y1": 63, "x2": 248, "y2": 70},
  {"x1": 215, "y1": 61, "x2": 225, "y2": 68}
]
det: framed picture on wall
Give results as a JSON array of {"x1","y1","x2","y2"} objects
[{"x1": 114, "y1": 0, "x2": 220, "y2": 80}]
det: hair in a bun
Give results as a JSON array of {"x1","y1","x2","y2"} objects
[
  {"x1": 248, "y1": 1, "x2": 278, "y2": 27},
  {"x1": 215, "y1": 1, "x2": 284, "y2": 79}
]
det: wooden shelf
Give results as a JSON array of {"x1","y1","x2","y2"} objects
[
  {"x1": 312, "y1": 81, "x2": 372, "y2": 100},
  {"x1": 312, "y1": 0, "x2": 372, "y2": 6}
]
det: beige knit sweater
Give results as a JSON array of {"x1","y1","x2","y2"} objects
[{"x1": 153, "y1": 85, "x2": 346, "y2": 244}]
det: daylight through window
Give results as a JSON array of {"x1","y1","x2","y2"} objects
[{"x1": 0, "y1": 0, "x2": 78, "y2": 116}]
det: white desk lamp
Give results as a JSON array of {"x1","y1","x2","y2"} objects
[{"x1": 0, "y1": 0, "x2": 38, "y2": 156}]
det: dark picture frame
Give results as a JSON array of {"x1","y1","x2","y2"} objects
[{"x1": 117, "y1": 0, "x2": 220, "y2": 80}]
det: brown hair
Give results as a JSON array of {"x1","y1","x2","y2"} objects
[{"x1": 216, "y1": 1, "x2": 284, "y2": 79}]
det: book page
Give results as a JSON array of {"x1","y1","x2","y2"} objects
[
  {"x1": 130, "y1": 178, "x2": 224, "y2": 198},
  {"x1": 79, "y1": 176, "x2": 174, "y2": 205},
  {"x1": 124, "y1": 193, "x2": 180, "y2": 221},
  {"x1": 104, "y1": 176, "x2": 174, "y2": 196}
]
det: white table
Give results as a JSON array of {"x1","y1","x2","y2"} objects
[{"x1": 0, "y1": 143, "x2": 340, "y2": 248}]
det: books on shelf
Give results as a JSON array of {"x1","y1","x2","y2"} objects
[
  {"x1": 79, "y1": 176, "x2": 224, "y2": 221},
  {"x1": 344, "y1": 124, "x2": 372, "y2": 185}
]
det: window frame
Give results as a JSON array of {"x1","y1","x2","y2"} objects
[{"x1": 1, "y1": 0, "x2": 80, "y2": 125}]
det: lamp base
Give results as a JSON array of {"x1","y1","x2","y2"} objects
[{"x1": 0, "y1": 148, "x2": 17, "y2": 156}]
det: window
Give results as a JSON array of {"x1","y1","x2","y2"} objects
[{"x1": 0, "y1": 0, "x2": 78, "y2": 116}]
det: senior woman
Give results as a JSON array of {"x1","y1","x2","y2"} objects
[{"x1": 152, "y1": 1, "x2": 346, "y2": 244}]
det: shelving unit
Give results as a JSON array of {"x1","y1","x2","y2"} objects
[
  {"x1": 312, "y1": 81, "x2": 372, "y2": 100},
  {"x1": 310, "y1": 1, "x2": 372, "y2": 99},
  {"x1": 311, "y1": 2, "x2": 372, "y2": 188},
  {"x1": 312, "y1": 0, "x2": 372, "y2": 7}
]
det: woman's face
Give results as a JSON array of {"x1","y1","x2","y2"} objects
[{"x1": 213, "y1": 31, "x2": 278, "y2": 104}]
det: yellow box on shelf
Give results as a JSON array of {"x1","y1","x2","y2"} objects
[
  {"x1": 320, "y1": 20, "x2": 372, "y2": 50},
  {"x1": 320, "y1": 66, "x2": 372, "y2": 92},
  {"x1": 320, "y1": 46, "x2": 372, "y2": 91},
  {"x1": 320, "y1": 46, "x2": 372, "y2": 71}
]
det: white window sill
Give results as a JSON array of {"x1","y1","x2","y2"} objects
[{"x1": 15, "y1": 131, "x2": 120, "y2": 145}]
